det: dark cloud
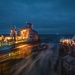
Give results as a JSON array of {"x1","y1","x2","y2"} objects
[{"x1": 0, "y1": 0, "x2": 75, "y2": 34}]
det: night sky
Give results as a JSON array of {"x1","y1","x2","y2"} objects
[{"x1": 0, "y1": 0, "x2": 75, "y2": 34}]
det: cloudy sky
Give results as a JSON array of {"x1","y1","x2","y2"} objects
[{"x1": 0, "y1": 0, "x2": 75, "y2": 34}]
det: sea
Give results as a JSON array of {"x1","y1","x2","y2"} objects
[
  {"x1": 0, "y1": 34, "x2": 74, "y2": 75},
  {"x1": 2, "y1": 34, "x2": 74, "y2": 43},
  {"x1": 40, "y1": 34, "x2": 73, "y2": 43}
]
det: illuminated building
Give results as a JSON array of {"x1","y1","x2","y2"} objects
[
  {"x1": 10, "y1": 26, "x2": 17, "y2": 41},
  {"x1": 19, "y1": 28, "x2": 29, "y2": 39},
  {"x1": 19, "y1": 22, "x2": 39, "y2": 41},
  {"x1": 0, "y1": 22, "x2": 40, "y2": 46}
]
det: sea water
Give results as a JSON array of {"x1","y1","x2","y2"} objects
[{"x1": 0, "y1": 34, "x2": 74, "y2": 75}]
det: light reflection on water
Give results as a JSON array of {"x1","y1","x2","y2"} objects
[
  {"x1": 0, "y1": 44, "x2": 36, "y2": 75},
  {"x1": 11, "y1": 47, "x2": 54, "y2": 75},
  {"x1": 0, "y1": 44, "x2": 56, "y2": 75}
]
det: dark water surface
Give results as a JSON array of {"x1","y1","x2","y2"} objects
[{"x1": 0, "y1": 34, "x2": 74, "y2": 75}]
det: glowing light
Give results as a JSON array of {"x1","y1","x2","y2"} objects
[
  {"x1": 14, "y1": 44, "x2": 28, "y2": 49},
  {"x1": 7, "y1": 37, "x2": 11, "y2": 40},
  {"x1": 23, "y1": 30, "x2": 26, "y2": 32},
  {"x1": 60, "y1": 38, "x2": 75, "y2": 46}
]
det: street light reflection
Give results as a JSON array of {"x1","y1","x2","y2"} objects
[
  {"x1": 0, "y1": 44, "x2": 37, "y2": 75},
  {"x1": 14, "y1": 44, "x2": 28, "y2": 49}
]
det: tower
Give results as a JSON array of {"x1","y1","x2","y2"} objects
[{"x1": 10, "y1": 25, "x2": 17, "y2": 41}]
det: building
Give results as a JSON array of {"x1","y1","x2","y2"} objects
[
  {"x1": 0, "y1": 22, "x2": 40, "y2": 43},
  {"x1": 9, "y1": 25, "x2": 17, "y2": 41},
  {"x1": 19, "y1": 22, "x2": 39, "y2": 42},
  {"x1": 19, "y1": 28, "x2": 29, "y2": 39}
]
